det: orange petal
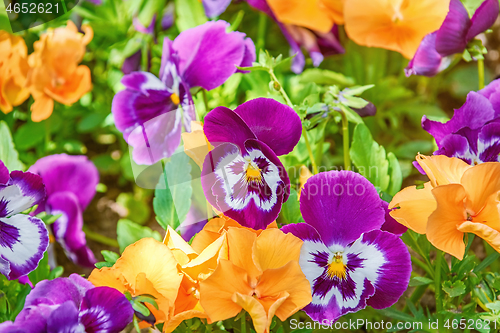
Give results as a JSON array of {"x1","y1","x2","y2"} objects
[
  {"x1": 472, "y1": 192, "x2": 500, "y2": 231},
  {"x1": 255, "y1": 261, "x2": 312, "y2": 321},
  {"x1": 460, "y1": 163, "x2": 500, "y2": 217},
  {"x1": 199, "y1": 259, "x2": 253, "y2": 322},
  {"x1": 191, "y1": 229, "x2": 221, "y2": 254},
  {"x1": 320, "y1": 0, "x2": 344, "y2": 24},
  {"x1": 164, "y1": 309, "x2": 208, "y2": 333},
  {"x1": 45, "y1": 65, "x2": 92, "y2": 105},
  {"x1": 164, "y1": 226, "x2": 197, "y2": 256},
  {"x1": 181, "y1": 121, "x2": 210, "y2": 169},
  {"x1": 389, "y1": 182, "x2": 436, "y2": 234},
  {"x1": 253, "y1": 229, "x2": 302, "y2": 271},
  {"x1": 457, "y1": 222, "x2": 500, "y2": 254},
  {"x1": 135, "y1": 272, "x2": 170, "y2": 323},
  {"x1": 227, "y1": 228, "x2": 261, "y2": 279},
  {"x1": 182, "y1": 234, "x2": 228, "y2": 281},
  {"x1": 88, "y1": 266, "x2": 127, "y2": 292},
  {"x1": 30, "y1": 94, "x2": 54, "y2": 122},
  {"x1": 231, "y1": 292, "x2": 271, "y2": 333},
  {"x1": 267, "y1": 0, "x2": 334, "y2": 33},
  {"x1": 416, "y1": 154, "x2": 470, "y2": 187},
  {"x1": 428, "y1": 184, "x2": 467, "y2": 259}
]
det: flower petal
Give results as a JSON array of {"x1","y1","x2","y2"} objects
[
  {"x1": 466, "y1": 0, "x2": 499, "y2": 41},
  {"x1": 405, "y1": 32, "x2": 446, "y2": 77},
  {"x1": 460, "y1": 162, "x2": 500, "y2": 215},
  {"x1": 0, "y1": 171, "x2": 45, "y2": 216},
  {"x1": 267, "y1": 0, "x2": 335, "y2": 33},
  {"x1": 232, "y1": 98, "x2": 302, "y2": 156},
  {"x1": 252, "y1": 228, "x2": 302, "y2": 272},
  {"x1": 47, "y1": 191, "x2": 96, "y2": 267},
  {"x1": 236, "y1": 38, "x2": 257, "y2": 73},
  {"x1": 428, "y1": 184, "x2": 467, "y2": 259},
  {"x1": 435, "y1": 0, "x2": 471, "y2": 56},
  {"x1": 380, "y1": 201, "x2": 407, "y2": 236},
  {"x1": 478, "y1": 122, "x2": 500, "y2": 163},
  {"x1": 46, "y1": 301, "x2": 81, "y2": 333},
  {"x1": 415, "y1": 154, "x2": 471, "y2": 187},
  {"x1": 0, "y1": 215, "x2": 48, "y2": 280},
  {"x1": 79, "y1": 286, "x2": 134, "y2": 332},
  {"x1": 202, "y1": 0, "x2": 232, "y2": 18},
  {"x1": 299, "y1": 171, "x2": 384, "y2": 247},
  {"x1": 226, "y1": 228, "x2": 261, "y2": 279},
  {"x1": 457, "y1": 222, "x2": 500, "y2": 254},
  {"x1": 0, "y1": 161, "x2": 9, "y2": 184},
  {"x1": 231, "y1": 292, "x2": 270, "y2": 333}
]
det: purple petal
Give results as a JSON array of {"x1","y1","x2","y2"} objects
[
  {"x1": 406, "y1": 32, "x2": 447, "y2": 77},
  {"x1": 48, "y1": 192, "x2": 96, "y2": 267},
  {"x1": 422, "y1": 92, "x2": 496, "y2": 144},
  {"x1": 436, "y1": 133, "x2": 475, "y2": 164},
  {"x1": 3, "y1": 171, "x2": 45, "y2": 216},
  {"x1": 0, "y1": 215, "x2": 48, "y2": 280},
  {"x1": 1, "y1": 305, "x2": 52, "y2": 333},
  {"x1": 161, "y1": 3, "x2": 175, "y2": 30},
  {"x1": 179, "y1": 205, "x2": 208, "y2": 241},
  {"x1": 246, "y1": 0, "x2": 274, "y2": 17},
  {"x1": 29, "y1": 154, "x2": 99, "y2": 211},
  {"x1": 0, "y1": 322, "x2": 27, "y2": 333},
  {"x1": 173, "y1": 21, "x2": 248, "y2": 90},
  {"x1": 466, "y1": 0, "x2": 499, "y2": 41},
  {"x1": 18, "y1": 275, "x2": 33, "y2": 287},
  {"x1": 281, "y1": 222, "x2": 322, "y2": 243},
  {"x1": 232, "y1": 98, "x2": 302, "y2": 156},
  {"x1": 236, "y1": 38, "x2": 257, "y2": 74},
  {"x1": 362, "y1": 230, "x2": 412, "y2": 309},
  {"x1": 478, "y1": 78, "x2": 500, "y2": 100},
  {"x1": 478, "y1": 121, "x2": 500, "y2": 162},
  {"x1": 122, "y1": 51, "x2": 142, "y2": 75},
  {"x1": 201, "y1": 140, "x2": 288, "y2": 229},
  {"x1": 435, "y1": 0, "x2": 471, "y2": 56},
  {"x1": 0, "y1": 161, "x2": 9, "y2": 184},
  {"x1": 380, "y1": 201, "x2": 407, "y2": 236},
  {"x1": 316, "y1": 26, "x2": 345, "y2": 57},
  {"x1": 133, "y1": 14, "x2": 156, "y2": 36},
  {"x1": 299, "y1": 171, "x2": 385, "y2": 248},
  {"x1": 278, "y1": 22, "x2": 306, "y2": 74},
  {"x1": 79, "y1": 287, "x2": 134, "y2": 332},
  {"x1": 203, "y1": 0, "x2": 232, "y2": 18},
  {"x1": 46, "y1": 301, "x2": 81, "y2": 333},
  {"x1": 286, "y1": 25, "x2": 324, "y2": 67}
]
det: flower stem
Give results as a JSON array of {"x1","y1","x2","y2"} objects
[
  {"x1": 337, "y1": 107, "x2": 351, "y2": 171},
  {"x1": 434, "y1": 250, "x2": 444, "y2": 312},
  {"x1": 268, "y1": 69, "x2": 318, "y2": 174},
  {"x1": 257, "y1": 13, "x2": 267, "y2": 51},
  {"x1": 478, "y1": 58, "x2": 485, "y2": 90},
  {"x1": 241, "y1": 312, "x2": 246, "y2": 333},
  {"x1": 82, "y1": 225, "x2": 119, "y2": 248}
]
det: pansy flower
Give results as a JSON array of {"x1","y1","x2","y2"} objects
[
  {"x1": 112, "y1": 20, "x2": 255, "y2": 165},
  {"x1": 282, "y1": 171, "x2": 411, "y2": 323},
  {"x1": 29, "y1": 154, "x2": 99, "y2": 267},
  {"x1": 390, "y1": 154, "x2": 500, "y2": 259},
  {"x1": 0, "y1": 31, "x2": 30, "y2": 114},
  {"x1": 0, "y1": 161, "x2": 47, "y2": 280},
  {"x1": 0, "y1": 274, "x2": 133, "y2": 333},
  {"x1": 201, "y1": 98, "x2": 302, "y2": 230},
  {"x1": 26, "y1": 21, "x2": 93, "y2": 122},
  {"x1": 406, "y1": 0, "x2": 499, "y2": 76},
  {"x1": 422, "y1": 79, "x2": 500, "y2": 164},
  {"x1": 247, "y1": 0, "x2": 344, "y2": 73},
  {"x1": 203, "y1": 0, "x2": 232, "y2": 18},
  {"x1": 200, "y1": 227, "x2": 311, "y2": 333},
  {"x1": 344, "y1": 0, "x2": 449, "y2": 59}
]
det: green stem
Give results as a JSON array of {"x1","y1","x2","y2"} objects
[
  {"x1": 434, "y1": 251, "x2": 444, "y2": 312},
  {"x1": 202, "y1": 89, "x2": 210, "y2": 115},
  {"x1": 44, "y1": 118, "x2": 51, "y2": 153},
  {"x1": 408, "y1": 231, "x2": 434, "y2": 279},
  {"x1": 337, "y1": 108, "x2": 351, "y2": 171},
  {"x1": 82, "y1": 225, "x2": 119, "y2": 248},
  {"x1": 257, "y1": 13, "x2": 267, "y2": 51},
  {"x1": 315, "y1": 119, "x2": 329, "y2": 168},
  {"x1": 269, "y1": 69, "x2": 318, "y2": 174},
  {"x1": 241, "y1": 312, "x2": 246, "y2": 333},
  {"x1": 478, "y1": 58, "x2": 485, "y2": 90}
]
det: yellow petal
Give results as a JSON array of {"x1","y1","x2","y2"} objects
[
  {"x1": 199, "y1": 259, "x2": 253, "y2": 322},
  {"x1": 227, "y1": 228, "x2": 262, "y2": 279},
  {"x1": 416, "y1": 154, "x2": 471, "y2": 187},
  {"x1": 164, "y1": 309, "x2": 208, "y2": 333},
  {"x1": 231, "y1": 292, "x2": 271, "y2": 333},
  {"x1": 88, "y1": 266, "x2": 127, "y2": 292},
  {"x1": 182, "y1": 234, "x2": 228, "y2": 281},
  {"x1": 253, "y1": 229, "x2": 302, "y2": 271},
  {"x1": 389, "y1": 182, "x2": 436, "y2": 234},
  {"x1": 164, "y1": 226, "x2": 197, "y2": 256},
  {"x1": 181, "y1": 121, "x2": 210, "y2": 169},
  {"x1": 427, "y1": 184, "x2": 467, "y2": 259},
  {"x1": 267, "y1": 0, "x2": 335, "y2": 33},
  {"x1": 457, "y1": 222, "x2": 500, "y2": 255},
  {"x1": 460, "y1": 163, "x2": 500, "y2": 217}
]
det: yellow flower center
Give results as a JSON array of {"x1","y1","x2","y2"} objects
[
  {"x1": 171, "y1": 93, "x2": 180, "y2": 105},
  {"x1": 326, "y1": 252, "x2": 346, "y2": 279},
  {"x1": 246, "y1": 163, "x2": 262, "y2": 183}
]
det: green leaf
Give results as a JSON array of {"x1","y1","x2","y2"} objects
[
  {"x1": 101, "y1": 250, "x2": 120, "y2": 264},
  {"x1": 28, "y1": 252, "x2": 50, "y2": 286},
  {"x1": 116, "y1": 219, "x2": 162, "y2": 252},
  {"x1": 474, "y1": 252, "x2": 500, "y2": 273},
  {"x1": 409, "y1": 276, "x2": 433, "y2": 287},
  {"x1": 386, "y1": 152, "x2": 403, "y2": 196},
  {"x1": 13, "y1": 122, "x2": 46, "y2": 150},
  {"x1": 175, "y1": 0, "x2": 207, "y2": 32},
  {"x1": 116, "y1": 192, "x2": 151, "y2": 225},
  {"x1": 341, "y1": 95, "x2": 369, "y2": 109},
  {"x1": 0, "y1": 121, "x2": 24, "y2": 171},
  {"x1": 132, "y1": 301, "x2": 151, "y2": 317},
  {"x1": 442, "y1": 280, "x2": 466, "y2": 298},
  {"x1": 299, "y1": 69, "x2": 355, "y2": 86},
  {"x1": 279, "y1": 189, "x2": 302, "y2": 224},
  {"x1": 342, "y1": 84, "x2": 375, "y2": 96},
  {"x1": 95, "y1": 262, "x2": 114, "y2": 269},
  {"x1": 153, "y1": 152, "x2": 192, "y2": 230},
  {"x1": 486, "y1": 301, "x2": 500, "y2": 312}
]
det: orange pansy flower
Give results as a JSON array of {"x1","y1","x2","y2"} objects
[
  {"x1": 181, "y1": 121, "x2": 211, "y2": 169},
  {"x1": 390, "y1": 155, "x2": 500, "y2": 259},
  {"x1": 26, "y1": 21, "x2": 93, "y2": 122},
  {"x1": 0, "y1": 31, "x2": 30, "y2": 114},
  {"x1": 199, "y1": 228, "x2": 311, "y2": 333},
  {"x1": 344, "y1": 0, "x2": 450, "y2": 58},
  {"x1": 266, "y1": 0, "x2": 344, "y2": 33},
  {"x1": 88, "y1": 238, "x2": 183, "y2": 327}
]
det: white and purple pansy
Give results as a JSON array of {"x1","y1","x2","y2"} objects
[
  {"x1": 0, "y1": 160, "x2": 48, "y2": 281},
  {"x1": 281, "y1": 171, "x2": 412, "y2": 323},
  {"x1": 0, "y1": 274, "x2": 133, "y2": 333},
  {"x1": 29, "y1": 154, "x2": 99, "y2": 267},
  {"x1": 422, "y1": 79, "x2": 500, "y2": 165},
  {"x1": 201, "y1": 98, "x2": 302, "y2": 230},
  {"x1": 406, "y1": 0, "x2": 499, "y2": 77},
  {"x1": 112, "y1": 20, "x2": 256, "y2": 165}
]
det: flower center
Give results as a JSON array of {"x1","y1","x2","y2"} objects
[
  {"x1": 326, "y1": 252, "x2": 346, "y2": 279},
  {"x1": 171, "y1": 93, "x2": 180, "y2": 105},
  {"x1": 245, "y1": 162, "x2": 262, "y2": 183}
]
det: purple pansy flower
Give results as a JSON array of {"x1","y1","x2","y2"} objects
[
  {"x1": 201, "y1": 98, "x2": 302, "y2": 230},
  {"x1": 0, "y1": 161, "x2": 48, "y2": 280},
  {"x1": 112, "y1": 20, "x2": 256, "y2": 165},
  {"x1": 422, "y1": 79, "x2": 500, "y2": 164},
  {"x1": 406, "y1": 0, "x2": 499, "y2": 77},
  {"x1": 29, "y1": 154, "x2": 99, "y2": 267},
  {"x1": 246, "y1": 0, "x2": 344, "y2": 74},
  {"x1": 281, "y1": 171, "x2": 411, "y2": 323},
  {"x1": 203, "y1": 0, "x2": 232, "y2": 18},
  {"x1": 0, "y1": 274, "x2": 133, "y2": 333}
]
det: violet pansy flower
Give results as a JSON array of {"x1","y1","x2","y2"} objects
[
  {"x1": 203, "y1": 0, "x2": 232, "y2": 18},
  {"x1": 422, "y1": 79, "x2": 500, "y2": 164},
  {"x1": 29, "y1": 154, "x2": 99, "y2": 267},
  {"x1": 201, "y1": 98, "x2": 301, "y2": 229},
  {"x1": 112, "y1": 20, "x2": 256, "y2": 165},
  {"x1": 0, "y1": 161, "x2": 48, "y2": 280},
  {"x1": 406, "y1": 0, "x2": 499, "y2": 77},
  {"x1": 0, "y1": 274, "x2": 133, "y2": 333},
  {"x1": 282, "y1": 171, "x2": 411, "y2": 323}
]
